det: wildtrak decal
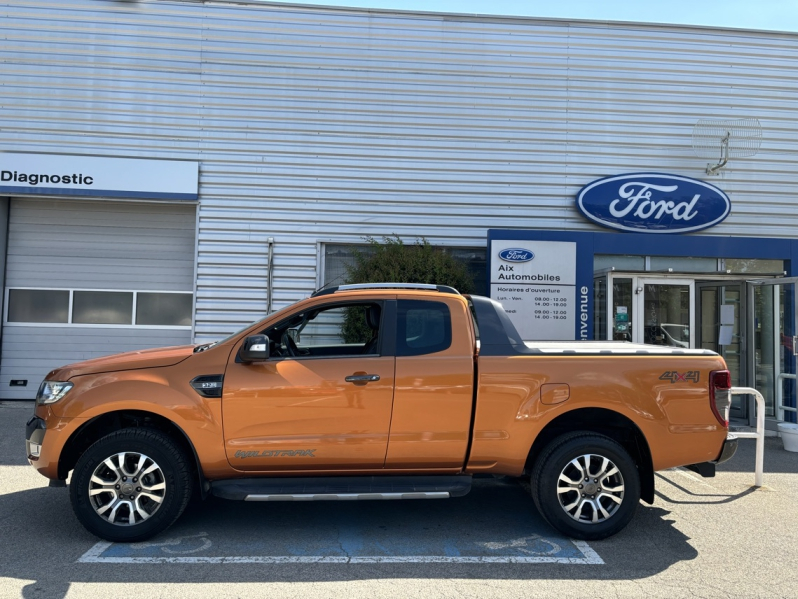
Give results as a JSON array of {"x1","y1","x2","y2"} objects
[
  {"x1": 234, "y1": 449, "x2": 316, "y2": 458},
  {"x1": 659, "y1": 371, "x2": 700, "y2": 383}
]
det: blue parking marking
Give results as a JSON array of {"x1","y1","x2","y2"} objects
[{"x1": 78, "y1": 479, "x2": 604, "y2": 564}]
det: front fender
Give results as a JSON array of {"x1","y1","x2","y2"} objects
[{"x1": 50, "y1": 371, "x2": 231, "y2": 480}]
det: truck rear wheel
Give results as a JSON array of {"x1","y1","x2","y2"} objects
[
  {"x1": 69, "y1": 428, "x2": 193, "y2": 542},
  {"x1": 531, "y1": 432, "x2": 640, "y2": 540}
]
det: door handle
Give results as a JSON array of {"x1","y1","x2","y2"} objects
[{"x1": 345, "y1": 374, "x2": 380, "y2": 384}]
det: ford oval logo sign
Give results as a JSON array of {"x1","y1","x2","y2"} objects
[
  {"x1": 499, "y1": 248, "x2": 534, "y2": 262},
  {"x1": 576, "y1": 173, "x2": 731, "y2": 233}
]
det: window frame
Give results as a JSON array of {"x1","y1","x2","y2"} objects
[
  {"x1": 135, "y1": 291, "x2": 195, "y2": 327},
  {"x1": 71, "y1": 290, "x2": 135, "y2": 326},
  {"x1": 4, "y1": 287, "x2": 194, "y2": 330},
  {"x1": 318, "y1": 241, "x2": 488, "y2": 295},
  {"x1": 5, "y1": 288, "x2": 71, "y2": 324}
]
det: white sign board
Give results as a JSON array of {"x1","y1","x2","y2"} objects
[
  {"x1": 718, "y1": 325, "x2": 734, "y2": 346},
  {"x1": 720, "y1": 304, "x2": 735, "y2": 326},
  {"x1": 490, "y1": 240, "x2": 577, "y2": 340},
  {"x1": 0, "y1": 153, "x2": 198, "y2": 200}
]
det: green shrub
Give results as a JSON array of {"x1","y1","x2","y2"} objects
[{"x1": 341, "y1": 235, "x2": 475, "y2": 343}]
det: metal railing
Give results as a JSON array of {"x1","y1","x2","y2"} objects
[
  {"x1": 776, "y1": 373, "x2": 798, "y2": 418},
  {"x1": 730, "y1": 387, "x2": 765, "y2": 487}
]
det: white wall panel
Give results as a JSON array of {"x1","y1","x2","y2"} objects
[{"x1": 1, "y1": 0, "x2": 797, "y2": 341}]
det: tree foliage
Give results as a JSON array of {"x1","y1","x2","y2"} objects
[{"x1": 341, "y1": 235, "x2": 475, "y2": 342}]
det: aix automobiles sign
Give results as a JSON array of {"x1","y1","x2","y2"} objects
[{"x1": 576, "y1": 173, "x2": 731, "y2": 233}]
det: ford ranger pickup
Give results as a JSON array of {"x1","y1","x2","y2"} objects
[{"x1": 25, "y1": 283, "x2": 737, "y2": 542}]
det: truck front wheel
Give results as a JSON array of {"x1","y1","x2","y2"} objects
[
  {"x1": 531, "y1": 432, "x2": 640, "y2": 540},
  {"x1": 69, "y1": 428, "x2": 193, "y2": 542}
]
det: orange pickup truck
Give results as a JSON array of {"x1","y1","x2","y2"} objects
[{"x1": 26, "y1": 283, "x2": 736, "y2": 542}]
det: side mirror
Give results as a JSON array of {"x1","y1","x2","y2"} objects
[{"x1": 239, "y1": 335, "x2": 269, "y2": 362}]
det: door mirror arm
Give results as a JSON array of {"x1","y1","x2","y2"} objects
[{"x1": 239, "y1": 334, "x2": 270, "y2": 362}]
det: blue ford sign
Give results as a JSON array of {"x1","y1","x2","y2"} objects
[
  {"x1": 499, "y1": 248, "x2": 534, "y2": 262},
  {"x1": 576, "y1": 173, "x2": 731, "y2": 233}
]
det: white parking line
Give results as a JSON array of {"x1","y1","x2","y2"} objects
[{"x1": 77, "y1": 540, "x2": 604, "y2": 565}]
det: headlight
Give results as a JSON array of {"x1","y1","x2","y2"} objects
[{"x1": 36, "y1": 381, "x2": 73, "y2": 405}]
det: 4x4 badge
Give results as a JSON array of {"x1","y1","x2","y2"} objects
[{"x1": 659, "y1": 371, "x2": 700, "y2": 383}]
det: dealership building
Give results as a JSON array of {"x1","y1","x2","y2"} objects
[{"x1": 0, "y1": 0, "x2": 796, "y2": 428}]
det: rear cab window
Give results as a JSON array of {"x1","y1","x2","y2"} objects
[{"x1": 396, "y1": 300, "x2": 452, "y2": 356}]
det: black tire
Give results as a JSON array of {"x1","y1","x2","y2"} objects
[
  {"x1": 531, "y1": 432, "x2": 640, "y2": 540},
  {"x1": 69, "y1": 428, "x2": 193, "y2": 542}
]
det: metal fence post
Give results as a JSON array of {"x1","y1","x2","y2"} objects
[{"x1": 730, "y1": 387, "x2": 765, "y2": 487}]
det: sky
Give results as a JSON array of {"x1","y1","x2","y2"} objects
[{"x1": 266, "y1": 0, "x2": 798, "y2": 33}]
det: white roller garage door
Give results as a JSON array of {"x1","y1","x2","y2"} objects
[{"x1": 0, "y1": 198, "x2": 196, "y2": 400}]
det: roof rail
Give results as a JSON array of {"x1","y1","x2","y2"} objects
[{"x1": 311, "y1": 283, "x2": 460, "y2": 297}]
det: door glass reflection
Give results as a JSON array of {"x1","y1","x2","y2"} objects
[
  {"x1": 612, "y1": 278, "x2": 633, "y2": 342},
  {"x1": 721, "y1": 287, "x2": 742, "y2": 388},
  {"x1": 700, "y1": 288, "x2": 718, "y2": 352},
  {"x1": 643, "y1": 284, "x2": 690, "y2": 347},
  {"x1": 753, "y1": 285, "x2": 776, "y2": 417},
  {"x1": 698, "y1": 284, "x2": 744, "y2": 417}
]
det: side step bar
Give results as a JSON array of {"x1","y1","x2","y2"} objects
[
  {"x1": 210, "y1": 475, "x2": 472, "y2": 502},
  {"x1": 246, "y1": 492, "x2": 451, "y2": 502}
]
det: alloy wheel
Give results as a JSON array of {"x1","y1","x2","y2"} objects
[
  {"x1": 556, "y1": 453, "x2": 625, "y2": 524},
  {"x1": 87, "y1": 452, "x2": 167, "y2": 526}
]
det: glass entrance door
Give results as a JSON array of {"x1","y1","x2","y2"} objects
[
  {"x1": 604, "y1": 276, "x2": 694, "y2": 346},
  {"x1": 634, "y1": 278, "x2": 694, "y2": 348},
  {"x1": 747, "y1": 279, "x2": 798, "y2": 427},
  {"x1": 696, "y1": 282, "x2": 746, "y2": 418}
]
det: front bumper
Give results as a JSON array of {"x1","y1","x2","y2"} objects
[
  {"x1": 684, "y1": 433, "x2": 738, "y2": 478},
  {"x1": 26, "y1": 415, "x2": 46, "y2": 460},
  {"x1": 25, "y1": 410, "x2": 85, "y2": 480}
]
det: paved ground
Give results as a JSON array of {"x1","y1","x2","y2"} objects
[{"x1": 2, "y1": 402, "x2": 797, "y2": 598}]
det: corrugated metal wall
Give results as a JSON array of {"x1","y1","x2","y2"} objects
[{"x1": 1, "y1": 0, "x2": 797, "y2": 341}]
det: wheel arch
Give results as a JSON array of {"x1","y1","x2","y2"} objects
[
  {"x1": 59, "y1": 409, "x2": 207, "y2": 499},
  {"x1": 525, "y1": 407, "x2": 655, "y2": 504}
]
